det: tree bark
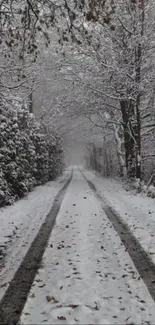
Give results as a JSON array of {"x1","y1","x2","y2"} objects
[
  {"x1": 120, "y1": 99, "x2": 136, "y2": 178},
  {"x1": 113, "y1": 124, "x2": 127, "y2": 177},
  {"x1": 28, "y1": 92, "x2": 33, "y2": 113}
]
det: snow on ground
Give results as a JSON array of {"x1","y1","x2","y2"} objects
[
  {"x1": 84, "y1": 169, "x2": 155, "y2": 265},
  {"x1": 0, "y1": 170, "x2": 71, "y2": 299},
  {"x1": 20, "y1": 169, "x2": 155, "y2": 325}
]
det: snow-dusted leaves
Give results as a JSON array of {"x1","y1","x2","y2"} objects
[{"x1": 0, "y1": 98, "x2": 64, "y2": 207}]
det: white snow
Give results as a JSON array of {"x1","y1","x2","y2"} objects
[
  {"x1": 83, "y1": 169, "x2": 155, "y2": 264},
  {"x1": 0, "y1": 170, "x2": 70, "y2": 299},
  {"x1": 20, "y1": 169, "x2": 155, "y2": 325}
]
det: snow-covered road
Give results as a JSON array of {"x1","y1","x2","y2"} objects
[
  {"x1": 0, "y1": 170, "x2": 71, "y2": 300},
  {"x1": 84, "y1": 170, "x2": 155, "y2": 264},
  {"x1": 20, "y1": 168, "x2": 155, "y2": 325}
]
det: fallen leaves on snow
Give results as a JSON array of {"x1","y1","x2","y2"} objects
[
  {"x1": 68, "y1": 304, "x2": 79, "y2": 309},
  {"x1": 46, "y1": 295, "x2": 59, "y2": 303},
  {"x1": 57, "y1": 316, "x2": 67, "y2": 320}
]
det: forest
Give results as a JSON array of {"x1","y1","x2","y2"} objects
[{"x1": 1, "y1": 0, "x2": 155, "y2": 205}]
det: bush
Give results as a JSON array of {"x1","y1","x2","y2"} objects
[{"x1": 0, "y1": 98, "x2": 64, "y2": 207}]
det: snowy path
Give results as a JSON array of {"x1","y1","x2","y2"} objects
[
  {"x1": 20, "y1": 169, "x2": 155, "y2": 325},
  {"x1": 0, "y1": 170, "x2": 71, "y2": 300},
  {"x1": 84, "y1": 170, "x2": 155, "y2": 264}
]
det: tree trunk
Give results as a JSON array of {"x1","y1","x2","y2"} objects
[
  {"x1": 133, "y1": 0, "x2": 144, "y2": 178},
  {"x1": 119, "y1": 0, "x2": 144, "y2": 179},
  {"x1": 120, "y1": 98, "x2": 141, "y2": 179},
  {"x1": 93, "y1": 145, "x2": 97, "y2": 171},
  {"x1": 28, "y1": 92, "x2": 33, "y2": 113},
  {"x1": 113, "y1": 124, "x2": 127, "y2": 177},
  {"x1": 120, "y1": 99, "x2": 136, "y2": 178}
]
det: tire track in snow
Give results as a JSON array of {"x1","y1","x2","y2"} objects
[
  {"x1": 0, "y1": 171, "x2": 73, "y2": 325},
  {"x1": 81, "y1": 170, "x2": 155, "y2": 302}
]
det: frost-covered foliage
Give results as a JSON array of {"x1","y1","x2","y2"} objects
[
  {"x1": 129, "y1": 178, "x2": 155, "y2": 199},
  {"x1": 0, "y1": 98, "x2": 64, "y2": 207}
]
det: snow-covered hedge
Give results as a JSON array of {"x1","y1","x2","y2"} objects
[
  {"x1": 131, "y1": 178, "x2": 155, "y2": 199},
  {"x1": 0, "y1": 99, "x2": 64, "y2": 207}
]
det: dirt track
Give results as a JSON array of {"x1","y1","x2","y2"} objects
[
  {"x1": 1, "y1": 168, "x2": 155, "y2": 324},
  {"x1": 0, "y1": 172, "x2": 72, "y2": 325},
  {"x1": 82, "y1": 170, "x2": 155, "y2": 302}
]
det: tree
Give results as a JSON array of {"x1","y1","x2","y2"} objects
[
  {"x1": 0, "y1": 0, "x2": 115, "y2": 55},
  {"x1": 53, "y1": 0, "x2": 155, "y2": 181}
]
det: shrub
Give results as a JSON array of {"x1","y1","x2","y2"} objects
[{"x1": 0, "y1": 98, "x2": 64, "y2": 207}]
